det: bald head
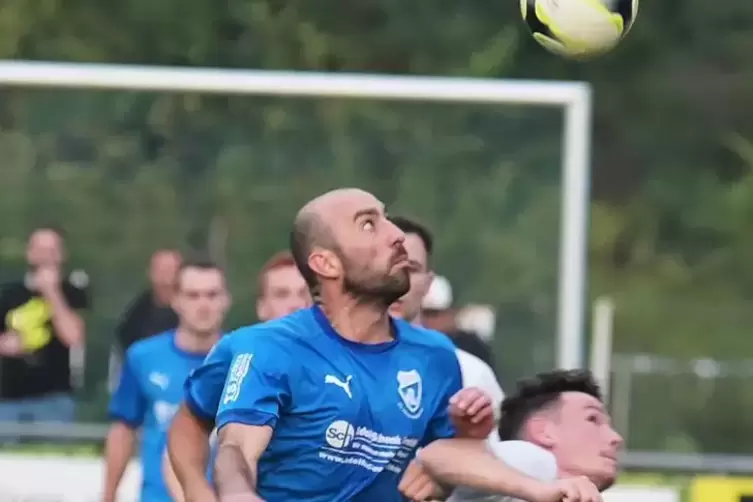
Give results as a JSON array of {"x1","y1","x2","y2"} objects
[
  {"x1": 149, "y1": 249, "x2": 181, "y2": 305},
  {"x1": 290, "y1": 189, "x2": 369, "y2": 289},
  {"x1": 289, "y1": 188, "x2": 410, "y2": 304}
]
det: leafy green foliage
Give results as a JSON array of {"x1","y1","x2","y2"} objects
[{"x1": 1, "y1": 0, "x2": 752, "y2": 453}]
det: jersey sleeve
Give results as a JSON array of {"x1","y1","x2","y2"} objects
[
  {"x1": 486, "y1": 440, "x2": 558, "y2": 481},
  {"x1": 421, "y1": 349, "x2": 463, "y2": 445},
  {"x1": 184, "y1": 334, "x2": 234, "y2": 421},
  {"x1": 108, "y1": 349, "x2": 147, "y2": 428},
  {"x1": 215, "y1": 333, "x2": 293, "y2": 431}
]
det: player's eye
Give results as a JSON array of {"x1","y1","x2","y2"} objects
[
  {"x1": 361, "y1": 219, "x2": 375, "y2": 232},
  {"x1": 586, "y1": 414, "x2": 601, "y2": 424}
]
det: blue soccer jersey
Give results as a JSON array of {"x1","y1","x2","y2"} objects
[
  {"x1": 109, "y1": 331, "x2": 210, "y2": 502},
  {"x1": 198, "y1": 306, "x2": 462, "y2": 502}
]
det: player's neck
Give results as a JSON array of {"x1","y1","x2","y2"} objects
[
  {"x1": 557, "y1": 466, "x2": 579, "y2": 480},
  {"x1": 174, "y1": 326, "x2": 220, "y2": 354},
  {"x1": 411, "y1": 310, "x2": 423, "y2": 326},
  {"x1": 319, "y1": 297, "x2": 393, "y2": 345}
]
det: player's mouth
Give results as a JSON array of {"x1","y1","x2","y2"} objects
[
  {"x1": 601, "y1": 453, "x2": 618, "y2": 464},
  {"x1": 391, "y1": 250, "x2": 409, "y2": 268}
]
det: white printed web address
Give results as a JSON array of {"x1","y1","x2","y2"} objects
[{"x1": 321, "y1": 420, "x2": 418, "y2": 473}]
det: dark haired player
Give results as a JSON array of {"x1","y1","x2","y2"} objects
[
  {"x1": 182, "y1": 188, "x2": 495, "y2": 502},
  {"x1": 409, "y1": 369, "x2": 622, "y2": 502},
  {"x1": 103, "y1": 260, "x2": 230, "y2": 502}
]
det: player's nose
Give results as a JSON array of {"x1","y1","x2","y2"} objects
[
  {"x1": 385, "y1": 218, "x2": 406, "y2": 245},
  {"x1": 608, "y1": 427, "x2": 624, "y2": 448}
]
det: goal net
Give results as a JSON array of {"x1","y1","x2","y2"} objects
[{"x1": 0, "y1": 61, "x2": 592, "y2": 413}]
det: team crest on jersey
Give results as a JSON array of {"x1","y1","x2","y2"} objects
[{"x1": 397, "y1": 369, "x2": 423, "y2": 419}]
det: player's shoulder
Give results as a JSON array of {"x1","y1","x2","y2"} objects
[
  {"x1": 396, "y1": 319, "x2": 457, "y2": 356},
  {"x1": 223, "y1": 308, "x2": 317, "y2": 350},
  {"x1": 126, "y1": 330, "x2": 175, "y2": 361},
  {"x1": 455, "y1": 346, "x2": 484, "y2": 364},
  {"x1": 455, "y1": 349, "x2": 497, "y2": 382}
]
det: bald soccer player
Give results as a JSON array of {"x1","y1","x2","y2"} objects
[
  {"x1": 165, "y1": 251, "x2": 311, "y2": 502},
  {"x1": 176, "y1": 189, "x2": 504, "y2": 502}
]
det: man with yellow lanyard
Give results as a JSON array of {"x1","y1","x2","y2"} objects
[{"x1": 0, "y1": 226, "x2": 89, "y2": 432}]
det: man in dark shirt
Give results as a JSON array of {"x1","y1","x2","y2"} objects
[
  {"x1": 114, "y1": 249, "x2": 181, "y2": 352},
  {"x1": 0, "y1": 226, "x2": 89, "y2": 424},
  {"x1": 108, "y1": 250, "x2": 180, "y2": 392}
]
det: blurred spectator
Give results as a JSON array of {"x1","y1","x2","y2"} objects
[
  {"x1": 422, "y1": 275, "x2": 497, "y2": 374},
  {"x1": 0, "y1": 227, "x2": 89, "y2": 424},
  {"x1": 104, "y1": 259, "x2": 230, "y2": 502},
  {"x1": 256, "y1": 251, "x2": 311, "y2": 321},
  {"x1": 456, "y1": 304, "x2": 497, "y2": 344},
  {"x1": 114, "y1": 250, "x2": 181, "y2": 353}
]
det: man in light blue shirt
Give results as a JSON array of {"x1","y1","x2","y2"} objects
[{"x1": 103, "y1": 259, "x2": 230, "y2": 502}]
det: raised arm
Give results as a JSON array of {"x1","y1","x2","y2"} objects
[
  {"x1": 418, "y1": 439, "x2": 601, "y2": 502},
  {"x1": 214, "y1": 424, "x2": 272, "y2": 501},
  {"x1": 418, "y1": 439, "x2": 549, "y2": 500},
  {"x1": 37, "y1": 267, "x2": 88, "y2": 347}
]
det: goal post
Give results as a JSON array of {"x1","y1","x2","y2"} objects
[{"x1": 0, "y1": 60, "x2": 593, "y2": 370}]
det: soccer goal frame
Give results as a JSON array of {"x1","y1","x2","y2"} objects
[{"x1": 0, "y1": 60, "x2": 593, "y2": 370}]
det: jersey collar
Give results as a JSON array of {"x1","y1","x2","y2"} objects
[{"x1": 311, "y1": 305, "x2": 400, "y2": 353}]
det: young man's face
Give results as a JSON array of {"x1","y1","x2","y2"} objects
[
  {"x1": 536, "y1": 392, "x2": 623, "y2": 490},
  {"x1": 256, "y1": 265, "x2": 311, "y2": 321},
  {"x1": 173, "y1": 267, "x2": 230, "y2": 335}
]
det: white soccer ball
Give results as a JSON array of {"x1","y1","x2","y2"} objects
[{"x1": 521, "y1": 0, "x2": 639, "y2": 59}]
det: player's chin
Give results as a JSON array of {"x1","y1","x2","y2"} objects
[
  {"x1": 593, "y1": 461, "x2": 619, "y2": 490},
  {"x1": 193, "y1": 322, "x2": 220, "y2": 334}
]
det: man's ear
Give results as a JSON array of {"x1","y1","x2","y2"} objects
[
  {"x1": 417, "y1": 270, "x2": 435, "y2": 299},
  {"x1": 308, "y1": 248, "x2": 341, "y2": 281},
  {"x1": 524, "y1": 414, "x2": 557, "y2": 448},
  {"x1": 257, "y1": 297, "x2": 268, "y2": 322}
]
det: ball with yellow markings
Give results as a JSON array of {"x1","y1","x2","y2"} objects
[{"x1": 521, "y1": 0, "x2": 638, "y2": 59}]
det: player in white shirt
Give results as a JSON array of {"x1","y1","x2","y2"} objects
[{"x1": 408, "y1": 369, "x2": 622, "y2": 502}]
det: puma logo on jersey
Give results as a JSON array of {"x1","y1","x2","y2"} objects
[
  {"x1": 149, "y1": 372, "x2": 170, "y2": 391},
  {"x1": 325, "y1": 374, "x2": 353, "y2": 399}
]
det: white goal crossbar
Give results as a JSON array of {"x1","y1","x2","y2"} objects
[{"x1": 0, "y1": 60, "x2": 592, "y2": 370}]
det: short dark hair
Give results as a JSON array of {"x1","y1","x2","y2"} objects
[
  {"x1": 497, "y1": 369, "x2": 602, "y2": 441},
  {"x1": 389, "y1": 216, "x2": 433, "y2": 259},
  {"x1": 176, "y1": 257, "x2": 224, "y2": 290}
]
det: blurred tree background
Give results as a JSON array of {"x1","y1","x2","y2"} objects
[{"x1": 1, "y1": 0, "x2": 753, "y2": 454}]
